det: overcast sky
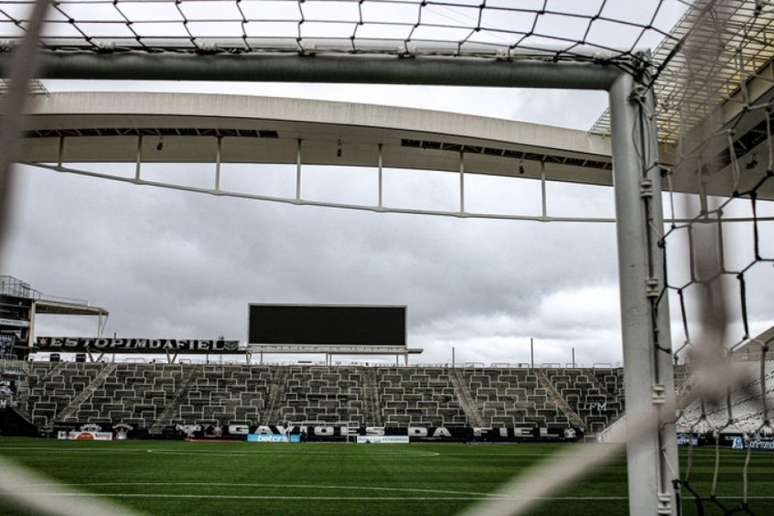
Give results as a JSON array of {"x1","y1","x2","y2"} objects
[{"x1": 3, "y1": 0, "x2": 772, "y2": 367}]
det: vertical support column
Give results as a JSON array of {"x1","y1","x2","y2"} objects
[
  {"x1": 459, "y1": 151, "x2": 465, "y2": 213},
  {"x1": 28, "y1": 301, "x2": 36, "y2": 357},
  {"x1": 214, "y1": 135, "x2": 222, "y2": 191},
  {"x1": 609, "y1": 72, "x2": 678, "y2": 516},
  {"x1": 57, "y1": 135, "x2": 64, "y2": 168},
  {"x1": 377, "y1": 143, "x2": 384, "y2": 209},
  {"x1": 134, "y1": 134, "x2": 143, "y2": 182},
  {"x1": 295, "y1": 138, "x2": 302, "y2": 201},
  {"x1": 540, "y1": 162, "x2": 547, "y2": 219}
]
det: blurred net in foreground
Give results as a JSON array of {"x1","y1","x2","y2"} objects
[
  {"x1": 658, "y1": 1, "x2": 774, "y2": 513},
  {"x1": 664, "y1": 92, "x2": 774, "y2": 513},
  {"x1": 0, "y1": 1, "x2": 773, "y2": 516}
]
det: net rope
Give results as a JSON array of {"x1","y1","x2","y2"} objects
[
  {"x1": 654, "y1": 1, "x2": 774, "y2": 513},
  {"x1": 0, "y1": 1, "x2": 773, "y2": 515},
  {"x1": 0, "y1": 0, "x2": 682, "y2": 64},
  {"x1": 0, "y1": 1, "x2": 770, "y2": 144}
]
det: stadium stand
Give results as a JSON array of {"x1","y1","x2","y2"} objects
[
  {"x1": 276, "y1": 366, "x2": 367, "y2": 425},
  {"x1": 461, "y1": 368, "x2": 568, "y2": 429},
  {"x1": 543, "y1": 369, "x2": 624, "y2": 433},
  {"x1": 18, "y1": 361, "x2": 774, "y2": 438},
  {"x1": 675, "y1": 361, "x2": 774, "y2": 435},
  {"x1": 378, "y1": 367, "x2": 467, "y2": 427}
]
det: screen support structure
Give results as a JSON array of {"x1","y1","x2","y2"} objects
[{"x1": 9, "y1": 52, "x2": 678, "y2": 515}]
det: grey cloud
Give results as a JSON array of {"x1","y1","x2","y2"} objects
[{"x1": 7, "y1": 77, "x2": 773, "y2": 366}]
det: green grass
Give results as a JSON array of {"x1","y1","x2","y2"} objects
[{"x1": 0, "y1": 438, "x2": 772, "y2": 515}]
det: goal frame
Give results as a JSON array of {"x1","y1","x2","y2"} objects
[{"x1": 1, "y1": 51, "x2": 679, "y2": 514}]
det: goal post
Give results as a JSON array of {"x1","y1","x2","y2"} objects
[
  {"x1": 3, "y1": 53, "x2": 681, "y2": 512},
  {"x1": 609, "y1": 70, "x2": 679, "y2": 515}
]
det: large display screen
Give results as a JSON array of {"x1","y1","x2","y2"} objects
[{"x1": 248, "y1": 304, "x2": 406, "y2": 346}]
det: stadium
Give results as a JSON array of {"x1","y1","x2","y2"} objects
[{"x1": 0, "y1": 1, "x2": 773, "y2": 515}]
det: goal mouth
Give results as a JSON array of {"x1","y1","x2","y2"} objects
[{"x1": 0, "y1": 1, "x2": 772, "y2": 516}]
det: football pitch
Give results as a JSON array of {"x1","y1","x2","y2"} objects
[{"x1": 0, "y1": 438, "x2": 772, "y2": 516}]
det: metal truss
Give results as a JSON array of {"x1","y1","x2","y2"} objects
[{"x1": 24, "y1": 157, "x2": 773, "y2": 225}]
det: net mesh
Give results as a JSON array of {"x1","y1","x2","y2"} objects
[
  {"x1": 0, "y1": 0, "x2": 773, "y2": 515},
  {"x1": 0, "y1": 0, "x2": 684, "y2": 64},
  {"x1": 663, "y1": 95, "x2": 774, "y2": 513},
  {"x1": 652, "y1": 2, "x2": 774, "y2": 513},
  {"x1": 0, "y1": 1, "x2": 770, "y2": 144}
]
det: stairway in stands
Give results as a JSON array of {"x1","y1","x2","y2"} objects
[
  {"x1": 263, "y1": 367, "x2": 290, "y2": 423},
  {"x1": 536, "y1": 369, "x2": 585, "y2": 429},
  {"x1": 449, "y1": 368, "x2": 484, "y2": 427},
  {"x1": 362, "y1": 368, "x2": 382, "y2": 427},
  {"x1": 149, "y1": 364, "x2": 203, "y2": 434},
  {"x1": 28, "y1": 360, "x2": 65, "y2": 388},
  {"x1": 49, "y1": 363, "x2": 117, "y2": 430}
]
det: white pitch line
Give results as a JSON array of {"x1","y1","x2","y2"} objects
[
  {"x1": 146, "y1": 449, "x2": 442, "y2": 458},
  {"x1": 25, "y1": 482, "x2": 506, "y2": 497},
  {"x1": 13, "y1": 492, "x2": 774, "y2": 502},
  {"x1": 0, "y1": 446, "x2": 440, "y2": 458},
  {"x1": 4, "y1": 492, "x2": 632, "y2": 501}
]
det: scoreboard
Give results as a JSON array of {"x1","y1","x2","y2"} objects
[{"x1": 248, "y1": 304, "x2": 406, "y2": 347}]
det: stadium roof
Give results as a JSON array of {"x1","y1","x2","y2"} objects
[
  {"x1": 733, "y1": 325, "x2": 774, "y2": 355},
  {"x1": 589, "y1": 1, "x2": 774, "y2": 142},
  {"x1": 18, "y1": 91, "x2": 774, "y2": 202},
  {"x1": 34, "y1": 298, "x2": 109, "y2": 317}
]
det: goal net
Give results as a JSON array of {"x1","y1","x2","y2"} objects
[{"x1": 0, "y1": 1, "x2": 772, "y2": 516}]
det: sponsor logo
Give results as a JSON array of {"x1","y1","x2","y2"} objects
[
  {"x1": 745, "y1": 438, "x2": 774, "y2": 450},
  {"x1": 677, "y1": 434, "x2": 700, "y2": 447},
  {"x1": 175, "y1": 424, "x2": 202, "y2": 438},
  {"x1": 113, "y1": 423, "x2": 133, "y2": 440},
  {"x1": 248, "y1": 434, "x2": 289, "y2": 443},
  {"x1": 58, "y1": 430, "x2": 113, "y2": 441},
  {"x1": 356, "y1": 435, "x2": 410, "y2": 444},
  {"x1": 204, "y1": 424, "x2": 224, "y2": 438}
]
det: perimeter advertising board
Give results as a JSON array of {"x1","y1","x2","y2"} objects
[{"x1": 167, "y1": 423, "x2": 581, "y2": 443}]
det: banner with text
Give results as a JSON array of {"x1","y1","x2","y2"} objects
[{"x1": 35, "y1": 337, "x2": 243, "y2": 354}]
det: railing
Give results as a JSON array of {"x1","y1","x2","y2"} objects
[
  {"x1": 37, "y1": 293, "x2": 91, "y2": 306},
  {"x1": 0, "y1": 275, "x2": 40, "y2": 300},
  {"x1": 0, "y1": 275, "x2": 90, "y2": 305},
  {"x1": 23, "y1": 356, "x2": 642, "y2": 369}
]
